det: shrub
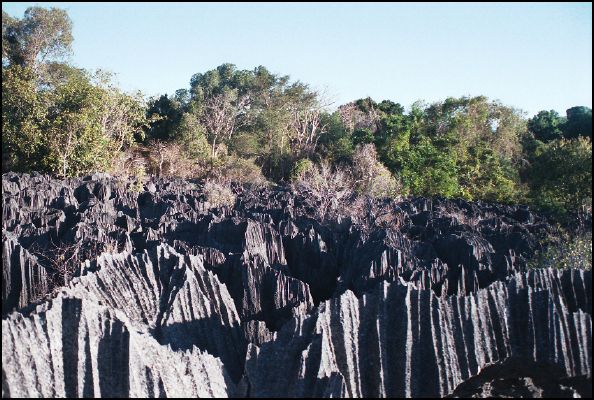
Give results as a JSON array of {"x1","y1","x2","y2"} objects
[
  {"x1": 203, "y1": 181, "x2": 236, "y2": 209},
  {"x1": 108, "y1": 145, "x2": 148, "y2": 192},
  {"x1": 290, "y1": 158, "x2": 314, "y2": 182},
  {"x1": 30, "y1": 239, "x2": 120, "y2": 301},
  {"x1": 110, "y1": 145, "x2": 146, "y2": 177},
  {"x1": 144, "y1": 140, "x2": 203, "y2": 179},
  {"x1": 294, "y1": 160, "x2": 354, "y2": 220},
  {"x1": 212, "y1": 156, "x2": 268, "y2": 187},
  {"x1": 352, "y1": 144, "x2": 402, "y2": 198},
  {"x1": 528, "y1": 232, "x2": 592, "y2": 271},
  {"x1": 130, "y1": 162, "x2": 147, "y2": 193}
]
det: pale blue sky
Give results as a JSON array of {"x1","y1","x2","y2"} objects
[{"x1": 3, "y1": 2, "x2": 592, "y2": 116}]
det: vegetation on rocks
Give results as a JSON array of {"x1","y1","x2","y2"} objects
[
  {"x1": 2, "y1": 6, "x2": 592, "y2": 254},
  {"x1": 1, "y1": 7, "x2": 592, "y2": 398}
]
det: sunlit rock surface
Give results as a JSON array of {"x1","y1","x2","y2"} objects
[{"x1": 2, "y1": 173, "x2": 591, "y2": 398}]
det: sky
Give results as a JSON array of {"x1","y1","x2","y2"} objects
[{"x1": 2, "y1": 2, "x2": 592, "y2": 116}]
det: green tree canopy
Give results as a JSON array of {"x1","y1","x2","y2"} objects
[
  {"x1": 564, "y1": 106, "x2": 592, "y2": 139},
  {"x1": 528, "y1": 110, "x2": 566, "y2": 143},
  {"x1": 2, "y1": 7, "x2": 72, "y2": 69},
  {"x1": 527, "y1": 137, "x2": 592, "y2": 214}
]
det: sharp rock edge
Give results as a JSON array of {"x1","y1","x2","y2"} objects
[
  {"x1": 243, "y1": 271, "x2": 592, "y2": 398},
  {"x1": 2, "y1": 296, "x2": 234, "y2": 398},
  {"x1": 3, "y1": 172, "x2": 568, "y2": 323},
  {"x1": 2, "y1": 173, "x2": 593, "y2": 398}
]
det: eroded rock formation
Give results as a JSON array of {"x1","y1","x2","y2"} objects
[
  {"x1": 2, "y1": 172, "x2": 591, "y2": 398},
  {"x1": 2, "y1": 296, "x2": 234, "y2": 398},
  {"x1": 242, "y1": 273, "x2": 591, "y2": 397}
]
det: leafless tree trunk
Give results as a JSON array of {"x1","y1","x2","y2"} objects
[
  {"x1": 289, "y1": 106, "x2": 328, "y2": 156},
  {"x1": 201, "y1": 91, "x2": 250, "y2": 158},
  {"x1": 337, "y1": 101, "x2": 381, "y2": 133},
  {"x1": 58, "y1": 121, "x2": 77, "y2": 177}
]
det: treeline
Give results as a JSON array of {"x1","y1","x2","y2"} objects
[{"x1": 2, "y1": 7, "x2": 592, "y2": 216}]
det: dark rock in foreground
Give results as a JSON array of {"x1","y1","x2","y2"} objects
[
  {"x1": 1, "y1": 173, "x2": 591, "y2": 398},
  {"x1": 242, "y1": 273, "x2": 591, "y2": 397}
]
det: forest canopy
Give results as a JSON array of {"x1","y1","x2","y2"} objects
[{"x1": 2, "y1": 6, "x2": 592, "y2": 217}]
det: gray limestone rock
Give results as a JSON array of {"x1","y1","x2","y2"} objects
[{"x1": 1, "y1": 173, "x2": 591, "y2": 398}]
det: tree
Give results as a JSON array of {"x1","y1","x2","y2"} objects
[
  {"x1": 173, "y1": 112, "x2": 209, "y2": 159},
  {"x1": 3, "y1": 62, "x2": 151, "y2": 177},
  {"x1": 399, "y1": 137, "x2": 460, "y2": 197},
  {"x1": 352, "y1": 128, "x2": 374, "y2": 145},
  {"x1": 527, "y1": 137, "x2": 592, "y2": 214},
  {"x1": 2, "y1": 11, "x2": 17, "y2": 65},
  {"x1": 528, "y1": 110, "x2": 566, "y2": 142},
  {"x1": 564, "y1": 106, "x2": 592, "y2": 139},
  {"x1": 2, "y1": 7, "x2": 73, "y2": 70},
  {"x1": 2, "y1": 65, "x2": 47, "y2": 171},
  {"x1": 253, "y1": 106, "x2": 293, "y2": 181},
  {"x1": 288, "y1": 103, "x2": 328, "y2": 157},
  {"x1": 44, "y1": 70, "x2": 107, "y2": 176},
  {"x1": 201, "y1": 89, "x2": 249, "y2": 158},
  {"x1": 337, "y1": 98, "x2": 381, "y2": 134},
  {"x1": 317, "y1": 111, "x2": 353, "y2": 164},
  {"x1": 144, "y1": 94, "x2": 184, "y2": 142},
  {"x1": 458, "y1": 144, "x2": 521, "y2": 202},
  {"x1": 407, "y1": 96, "x2": 524, "y2": 200},
  {"x1": 94, "y1": 71, "x2": 151, "y2": 152}
]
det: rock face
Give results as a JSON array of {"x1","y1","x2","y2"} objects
[
  {"x1": 242, "y1": 272, "x2": 591, "y2": 398},
  {"x1": 2, "y1": 296, "x2": 234, "y2": 398},
  {"x1": 2, "y1": 172, "x2": 592, "y2": 398}
]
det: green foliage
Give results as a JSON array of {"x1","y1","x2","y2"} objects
[
  {"x1": 526, "y1": 137, "x2": 592, "y2": 214},
  {"x1": 377, "y1": 100, "x2": 404, "y2": 115},
  {"x1": 2, "y1": 6, "x2": 592, "y2": 222},
  {"x1": 174, "y1": 112, "x2": 210, "y2": 159},
  {"x1": 2, "y1": 6, "x2": 73, "y2": 68},
  {"x1": 458, "y1": 144, "x2": 521, "y2": 203},
  {"x1": 2, "y1": 65, "x2": 47, "y2": 171},
  {"x1": 228, "y1": 132, "x2": 261, "y2": 158},
  {"x1": 528, "y1": 110, "x2": 566, "y2": 142},
  {"x1": 261, "y1": 151, "x2": 293, "y2": 183},
  {"x1": 527, "y1": 107, "x2": 592, "y2": 142},
  {"x1": 378, "y1": 96, "x2": 526, "y2": 202},
  {"x1": 290, "y1": 158, "x2": 314, "y2": 182},
  {"x1": 145, "y1": 94, "x2": 184, "y2": 142},
  {"x1": 43, "y1": 70, "x2": 150, "y2": 176},
  {"x1": 528, "y1": 232, "x2": 592, "y2": 271},
  {"x1": 564, "y1": 106, "x2": 592, "y2": 139},
  {"x1": 398, "y1": 136, "x2": 460, "y2": 197},
  {"x1": 214, "y1": 156, "x2": 267, "y2": 187},
  {"x1": 317, "y1": 112, "x2": 353, "y2": 164},
  {"x1": 2, "y1": 65, "x2": 150, "y2": 176},
  {"x1": 352, "y1": 128, "x2": 374, "y2": 145},
  {"x1": 45, "y1": 71, "x2": 110, "y2": 176},
  {"x1": 3, "y1": 7, "x2": 152, "y2": 177}
]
